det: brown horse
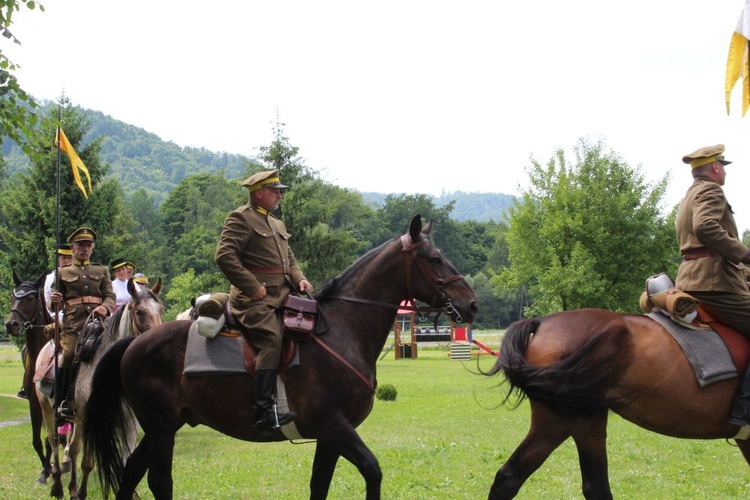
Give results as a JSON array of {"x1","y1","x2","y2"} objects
[
  {"x1": 84, "y1": 215, "x2": 478, "y2": 499},
  {"x1": 35, "y1": 277, "x2": 163, "y2": 499},
  {"x1": 4, "y1": 271, "x2": 55, "y2": 485},
  {"x1": 486, "y1": 309, "x2": 750, "y2": 499}
]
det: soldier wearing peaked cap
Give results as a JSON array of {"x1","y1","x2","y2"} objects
[
  {"x1": 49, "y1": 227, "x2": 116, "y2": 421},
  {"x1": 216, "y1": 169, "x2": 312, "y2": 431},
  {"x1": 675, "y1": 144, "x2": 750, "y2": 426}
]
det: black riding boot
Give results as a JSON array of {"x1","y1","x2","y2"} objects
[
  {"x1": 729, "y1": 366, "x2": 750, "y2": 426},
  {"x1": 55, "y1": 368, "x2": 75, "y2": 423},
  {"x1": 253, "y1": 369, "x2": 296, "y2": 430}
]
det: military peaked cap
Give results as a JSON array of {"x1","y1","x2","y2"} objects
[
  {"x1": 57, "y1": 244, "x2": 72, "y2": 256},
  {"x1": 68, "y1": 227, "x2": 97, "y2": 243},
  {"x1": 682, "y1": 144, "x2": 733, "y2": 168},
  {"x1": 241, "y1": 169, "x2": 289, "y2": 192}
]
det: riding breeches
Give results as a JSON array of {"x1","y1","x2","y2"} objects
[{"x1": 688, "y1": 291, "x2": 750, "y2": 340}]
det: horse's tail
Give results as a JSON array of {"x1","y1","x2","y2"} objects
[
  {"x1": 488, "y1": 317, "x2": 631, "y2": 415},
  {"x1": 83, "y1": 336, "x2": 136, "y2": 498}
]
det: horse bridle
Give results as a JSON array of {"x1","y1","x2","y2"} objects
[
  {"x1": 312, "y1": 233, "x2": 468, "y2": 393},
  {"x1": 9, "y1": 285, "x2": 48, "y2": 335},
  {"x1": 326, "y1": 233, "x2": 467, "y2": 322},
  {"x1": 398, "y1": 233, "x2": 466, "y2": 323}
]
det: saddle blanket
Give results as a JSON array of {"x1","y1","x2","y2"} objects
[
  {"x1": 184, "y1": 323, "x2": 247, "y2": 376},
  {"x1": 182, "y1": 322, "x2": 304, "y2": 440},
  {"x1": 647, "y1": 312, "x2": 737, "y2": 387}
]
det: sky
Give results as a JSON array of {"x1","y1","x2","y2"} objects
[{"x1": 5, "y1": 1, "x2": 750, "y2": 221}]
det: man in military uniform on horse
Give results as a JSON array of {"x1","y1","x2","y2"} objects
[
  {"x1": 215, "y1": 169, "x2": 313, "y2": 431},
  {"x1": 49, "y1": 227, "x2": 115, "y2": 422}
]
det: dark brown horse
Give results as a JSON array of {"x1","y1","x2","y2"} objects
[
  {"x1": 84, "y1": 215, "x2": 478, "y2": 499},
  {"x1": 4, "y1": 271, "x2": 55, "y2": 485},
  {"x1": 486, "y1": 309, "x2": 750, "y2": 499}
]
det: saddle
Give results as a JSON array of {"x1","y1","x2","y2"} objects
[
  {"x1": 75, "y1": 316, "x2": 106, "y2": 363},
  {"x1": 33, "y1": 341, "x2": 57, "y2": 397},
  {"x1": 193, "y1": 292, "x2": 324, "y2": 341},
  {"x1": 641, "y1": 273, "x2": 750, "y2": 374}
]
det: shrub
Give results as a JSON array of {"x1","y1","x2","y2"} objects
[{"x1": 376, "y1": 383, "x2": 398, "y2": 402}]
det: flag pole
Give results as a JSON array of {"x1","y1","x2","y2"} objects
[{"x1": 52, "y1": 106, "x2": 63, "y2": 447}]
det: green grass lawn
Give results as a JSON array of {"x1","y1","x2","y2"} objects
[{"x1": 1, "y1": 342, "x2": 749, "y2": 499}]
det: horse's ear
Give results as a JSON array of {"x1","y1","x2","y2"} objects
[
  {"x1": 409, "y1": 215, "x2": 423, "y2": 242},
  {"x1": 151, "y1": 277, "x2": 162, "y2": 296},
  {"x1": 13, "y1": 270, "x2": 22, "y2": 286},
  {"x1": 127, "y1": 278, "x2": 138, "y2": 297}
]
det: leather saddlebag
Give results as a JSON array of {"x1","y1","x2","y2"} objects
[{"x1": 282, "y1": 294, "x2": 317, "y2": 340}]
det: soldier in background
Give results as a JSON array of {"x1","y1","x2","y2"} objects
[{"x1": 49, "y1": 227, "x2": 115, "y2": 421}]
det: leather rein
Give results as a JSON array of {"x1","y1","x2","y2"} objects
[{"x1": 310, "y1": 233, "x2": 467, "y2": 393}]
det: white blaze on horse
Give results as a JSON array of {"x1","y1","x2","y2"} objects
[{"x1": 34, "y1": 277, "x2": 163, "y2": 500}]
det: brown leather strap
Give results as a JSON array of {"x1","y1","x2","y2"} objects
[
  {"x1": 311, "y1": 332, "x2": 375, "y2": 393},
  {"x1": 247, "y1": 266, "x2": 285, "y2": 274},
  {"x1": 65, "y1": 296, "x2": 103, "y2": 306},
  {"x1": 682, "y1": 248, "x2": 719, "y2": 261}
]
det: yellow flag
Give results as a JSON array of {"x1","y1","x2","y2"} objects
[
  {"x1": 726, "y1": 0, "x2": 750, "y2": 116},
  {"x1": 56, "y1": 126, "x2": 93, "y2": 199}
]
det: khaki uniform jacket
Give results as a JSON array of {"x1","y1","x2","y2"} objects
[
  {"x1": 215, "y1": 204, "x2": 306, "y2": 312},
  {"x1": 675, "y1": 176, "x2": 749, "y2": 294},
  {"x1": 56, "y1": 260, "x2": 116, "y2": 337}
]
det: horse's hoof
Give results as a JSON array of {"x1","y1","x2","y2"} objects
[
  {"x1": 62, "y1": 462, "x2": 71, "y2": 473},
  {"x1": 35, "y1": 477, "x2": 47, "y2": 486}
]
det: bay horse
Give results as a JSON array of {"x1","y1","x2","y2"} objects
[
  {"x1": 84, "y1": 215, "x2": 478, "y2": 499},
  {"x1": 486, "y1": 309, "x2": 750, "y2": 499},
  {"x1": 35, "y1": 277, "x2": 163, "y2": 499},
  {"x1": 4, "y1": 271, "x2": 55, "y2": 485}
]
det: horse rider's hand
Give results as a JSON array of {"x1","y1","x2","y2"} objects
[
  {"x1": 93, "y1": 305, "x2": 109, "y2": 317},
  {"x1": 251, "y1": 285, "x2": 267, "y2": 301},
  {"x1": 50, "y1": 291, "x2": 62, "y2": 304},
  {"x1": 298, "y1": 279, "x2": 313, "y2": 294}
]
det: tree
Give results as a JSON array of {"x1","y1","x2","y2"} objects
[
  {"x1": 494, "y1": 139, "x2": 678, "y2": 316},
  {"x1": 0, "y1": 99, "x2": 131, "y2": 280},
  {"x1": 0, "y1": 0, "x2": 43, "y2": 151},
  {"x1": 254, "y1": 120, "x2": 368, "y2": 284}
]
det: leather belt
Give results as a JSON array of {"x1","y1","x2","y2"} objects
[
  {"x1": 247, "y1": 266, "x2": 285, "y2": 274},
  {"x1": 682, "y1": 248, "x2": 719, "y2": 261},
  {"x1": 65, "y1": 296, "x2": 103, "y2": 306}
]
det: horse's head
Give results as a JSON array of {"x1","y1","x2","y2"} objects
[
  {"x1": 400, "y1": 215, "x2": 478, "y2": 323},
  {"x1": 4, "y1": 271, "x2": 47, "y2": 338},
  {"x1": 125, "y1": 276, "x2": 165, "y2": 334}
]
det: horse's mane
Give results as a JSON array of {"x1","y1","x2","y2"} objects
[{"x1": 316, "y1": 236, "x2": 397, "y2": 299}]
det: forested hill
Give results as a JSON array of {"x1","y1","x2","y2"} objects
[
  {"x1": 2, "y1": 103, "x2": 517, "y2": 221},
  {"x1": 361, "y1": 191, "x2": 516, "y2": 223}
]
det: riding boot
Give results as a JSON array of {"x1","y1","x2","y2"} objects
[
  {"x1": 253, "y1": 369, "x2": 296, "y2": 430},
  {"x1": 55, "y1": 368, "x2": 75, "y2": 423},
  {"x1": 729, "y1": 366, "x2": 750, "y2": 426}
]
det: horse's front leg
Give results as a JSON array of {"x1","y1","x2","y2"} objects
[
  {"x1": 66, "y1": 423, "x2": 81, "y2": 499},
  {"x1": 310, "y1": 441, "x2": 340, "y2": 500},
  {"x1": 313, "y1": 419, "x2": 381, "y2": 500}
]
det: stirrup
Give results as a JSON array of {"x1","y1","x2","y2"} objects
[
  {"x1": 56, "y1": 401, "x2": 75, "y2": 422},
  {"x1": 254, "y1": 405, "x2": 296, "y2": 430}
]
